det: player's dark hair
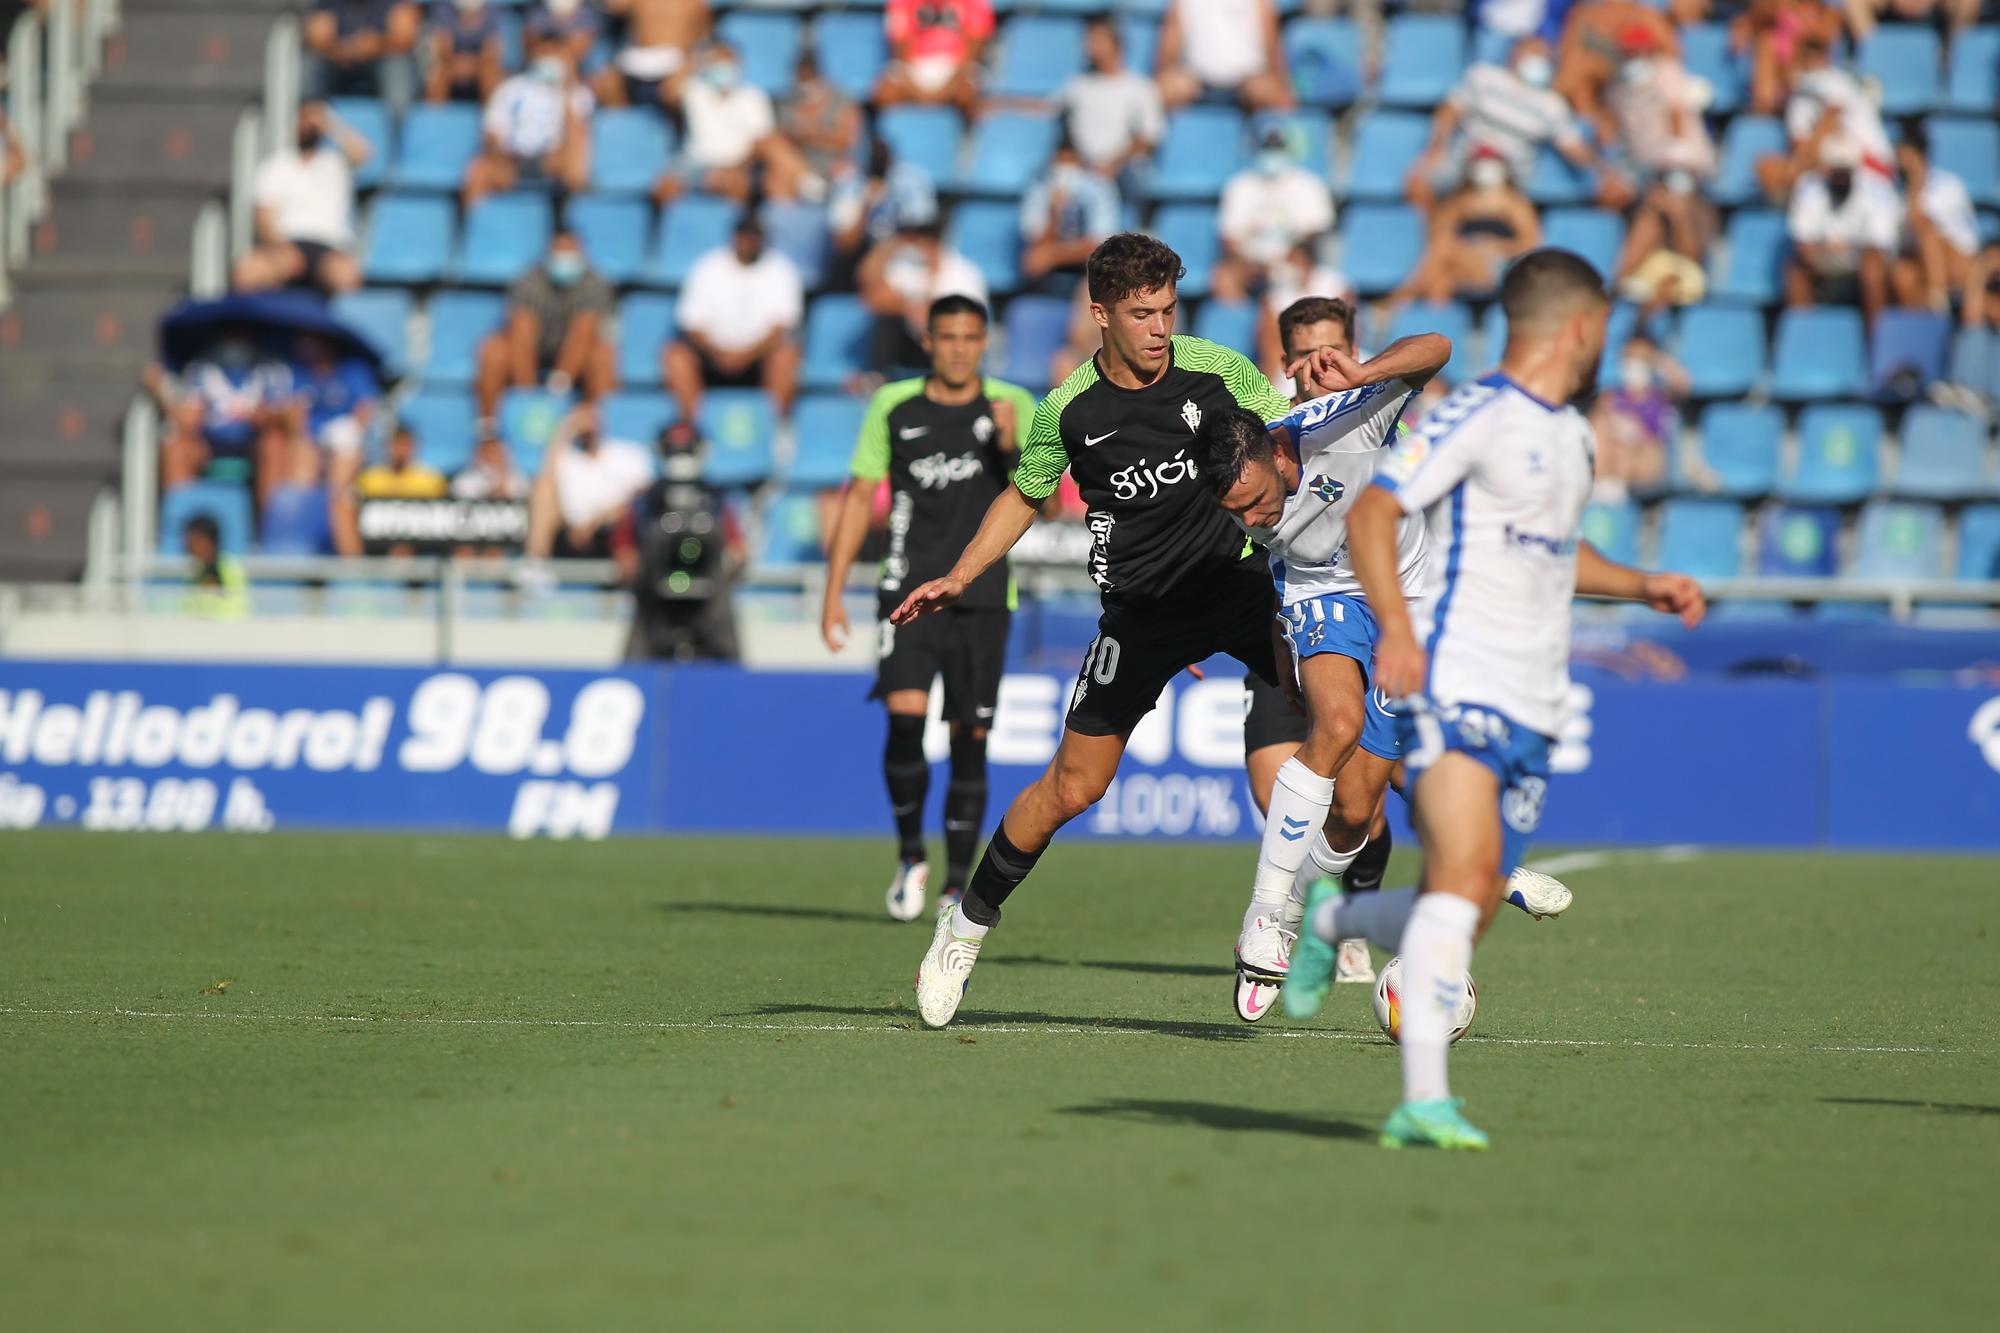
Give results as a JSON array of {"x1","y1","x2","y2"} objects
[
  {"x1": 1277, "y1": 296, "x2": 1356, "y2": 356},
  {"x1": 928, "y1": 294, "x2": 989, "y2": 328},
  {"x1": 1086, "y1": 232, "x2": 1185, "y2": 307},
  {"x1": 1498, "y1": 248, "x2": 1608, "y2": 329},
  {"x1": 1191, "y1": 406, "x2": 1277, "y2": 500}
]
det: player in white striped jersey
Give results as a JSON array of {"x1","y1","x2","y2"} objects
[{"x1": 1285, "y1": 249, "x2": 1707, "y2": 1150}]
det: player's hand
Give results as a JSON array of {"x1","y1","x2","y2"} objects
[
  {"x1": 821, "y1": 597, "x2": 850, "y2": 654},
  {"x1": 1287, "y1": 345, "x2": 1371, "y2": 397},
  {"x1": 890, "y1": 575, "x2": 965, "y2": 625},
  {"x1": 1642, "y1": 572, "x2": 1707, "y2": 629},
  {"x1": 1374, "y1": 629, "x2": 1428, "y2": 701},
  {"x1": 991, "y1": 395, "x2": 1018, "y2": 450}
]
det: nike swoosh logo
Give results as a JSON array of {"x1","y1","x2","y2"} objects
[
  {"x1": 1083, "y1": 430, "x2": 1117, "y2": 447},
  {"x1": 1241, "y1": 986, "x2": 1268, "y2": 1017},
  {"x1": 899, "y1": 426, "x2": 929, "y2": 440}
]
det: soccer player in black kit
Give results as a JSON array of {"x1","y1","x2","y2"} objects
[{"x1": 821, "y1": 295, "x2": 1038, "y2": 922}]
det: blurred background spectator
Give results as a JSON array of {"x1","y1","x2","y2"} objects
[
  {"x1": 783, "y1": 52, "x2": 862, "y2": 197},
  {"x1": 463, "y1": 30, "x2": 592, "y2": 206},
  {"x1": 288, "y1": 331, "x2": 379, "y2": 516},
  {"x1": 1393, "y1": 151, "x2": 1541, "y2": 305},
  {"x1": 1735, "y1": 0, "x2": 1845, "y2": 116},
  {"x1": 180, "y1": 514, "x2": 249, "y2": 617},
  {"x1": 1409, "y1": 36, "x2": 1611, "y2": 213},
  {"x1": 531, "y1": 0, "x2": 610, "y2": 98},
  {"x1": 1591, "y1": 331, "x2": 1692, "y2": 499},
  {"x1": 148, "y1": 333, "x2": 292, "y2": 496},
  {"x1": 1157, "y1": 0, "x2": 1294, "y2": 111},
  {"x1": 1894, "y1": 122, "x2": 1979, "y2": 310},
  {"x1": 303, "y1": 0, "x2": 420, "y2": 115},
  {"x1": 1217, "y1": 126, "x2": 1334, "y2": 302},
  {"x1": 858, "y1": 221, "x2": 988, "y2": 380},
  {"x1": 1615, "y1": 173, "x2": 1716, "y2": 306},
  {"x1": 357, "y1": 423, "x2": 447, "y2": 500},
  {"x1": 234, "y1": 103, "x2": 366, "y2": 296},
  {"x1": 598, "y1": 0, "x2": 708, "y2": 107},
  {"x1": 1020, "y1": 137, "x2": 1120, "y2": 287},
  {"x1": 1554, "y1": 0, "x2": 1681, "y2": 133},
  {"x1": 526, "y1": 402, "x2": 654, "y2": 560},
  {"x1": 876, "y1": 0, "x2": 991, "y2": 113},
  {"x1": 1784, "y1": 134, "x2": 1900, "y2": 324},
  {"x1": 655, "y1": 41, "x2": 813, "y2": 205},
  {"x1": 451, "y1": 434, "x2": 532, "y2": 502},
  {"x1": 667, "y1": 217, "x2": 804, "y2": 422},
  {"x1": 828, "y1": 137, "x2": 938, "y2": 291},
  {"x1": 1059, "y1": 17, "x2": 1165, "y2": 196},
  {"x1": 422, "y1": 0, "x2": 504, "y2": 105},
  {"x1": 475, "y1": 232, "x2": 615, "y2": 423}
]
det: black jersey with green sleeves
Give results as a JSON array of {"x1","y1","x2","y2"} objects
[
  {"x1": 848, "y1": 375, "x2": 1039, "y2": 611},
  {"x1": 1013, "y1": 336, "x2": 1292, "y2": 603}
]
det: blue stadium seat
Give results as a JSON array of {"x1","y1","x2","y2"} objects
[
  {"x1": 500, "y1": 387, "x2": 573, "y2": 475},
  {"x1": 1469, "y1": 27, "x2": 1512, "y2": 69},
  {"x1": 801, "y1": 294, "x2": 872, "y2": 391},
  {"x1": 1950, "y1": 325, "x2": 2000, "y2": 401},
  {"x1": 716, "y1": 12, "x2": 803, "y2": 95},
  {"x1": 455, "y1": 193, "x2": 554, "y2": 286},
  {"x1": 332, "y1": 289, "x2": 411, "y2": 381},
  {"x1": 1711, "y1": 116, "x2": 1785, "y2": 207},
  {"x1": 951, "y1": 200, "x2": 1023, "y2": 295},
  {"x1": 1945, "y1": 26, "x2": 2000, "y2": 113},
  {"x1": 1194, "y1": 299, "x2": 1258, "y2": 357},
  {"x1": 1656, "y1": 498, "x2": 1746, "y2": 579},
  {"x1": 1543, "y1": 209, "x2": 1624, "y2": 280},
  {"x1": 158, "y1": 481, "x2": 253, "y2": 556},
  {"x1": 362, "y1": 194, "x2": 453, "y2": 284},
  {"x1": 1525, "y1": 144, "x2": 1594, "y2": 206},
  {"x1": 1714, "y1": 210, "x2": 1786, "y2": 305},
  {"x1": 1856, "y1": 25, "x2": 1939, "y2": 117},
  {"x1": 1927, "y1": 118, "x2": 2000, "y2": 207},
  {"x1": 1756, "y1": 506, "x2": 1840, "y2": 577},
  {"x1": 601, "y1": 390, "x2": 676, "y2": 446},
  {"x1": 1339, "y1": 111, "x2": 1430, "y2": 202},
  {"x1": 1379, "y1": 14, "x2": 1464, "y2": 107},
  {"x1": 423, "y1": 290, "x2": 506, "y2": 385},
  {"x1": 260, "y1": 485, "x2": 334, "y2": 557},
  {"x1": 959, "y1": 112, "x2": 1059, "y2": 194},
  {"x1": 1285, "y1": 18, "x2": 1362, "y2": 108},
  {"x1": 617, "y1": 293, "x2": 677, "y2": 387},
  {"x1": 1148, "y1": 106, "x2": 1243, "y2": 200},
  {"x1": 1868, "y1": 307, "x2": 1951, "y2": 401},
  {"x1": 814, "y1": 11, "x2": 888, "y2": 100},
  {"x1": 1957, "y1": 504, "x2": 2000, "y2": 579},
  {"x1": 757, "y1": 492, "x2": 823, "y2": 565},
  {"x1": 569, "y1": 194, "x2": 650, "y2": 285},
  {"x1": 699, "y1": 388, "x2": 777, "y2": 488},
  {"x1": 326, "y1": 97, "x2": 390, "y2": 189},
  {"x1": 1377, "y1": 300, "x2": 1473, "y2": 381},
  {"x1": 1692, "y1": 403, "x2": 1781, "y2": 497},
  {"x1": 1116, "y1": 15, "x2": 1160, "y2": 75},
  {"x1": 395, "y1": 388, "x2": 478, "y2": 472},
  {"x1": 649, "y1": 194, "x2": 739, "y2": 288},
  {"x1": 1682, "y1": 23, "x2": 1745, "y2": 114},
  {"x1": 1896, "y1": 406, "x2": 1992, "y2": 499},
  {"x1": 788, "y1": 394, "x2": 867, "y2": 491},
  {"x1": 876, "y1": 106, "x2": 962, "y2": 188},
  {"x1": 1677, "y1": 305, "x2": 1765, "y2": 398},
  {"x1": 390, "y1": 103, "x2": 481, "y2": 191},
  {"x1": 1151, "y1": 203, "x2": 1217, "y2": 296},
  {"x1": 1581, "y1": 498, "x2": 1640, "y2": 567},
  {"x1": 990, "y1": 17, "x2": 1086, "y2": 98},
  {"x1": 590, "y1": 108, "x2": 674, "y2": 195},
  {"x1": 1254, "y1": 111, "x2": 1331, "y2": 178},
  {"x1": 1784, "y1": 404, "x2": 1882, "y2": 503},
  {"x1": 1850, "y1": 500, "x2": 1945, "y2": 579},
  {"x1": 1771, "y1": 307, "x2": 1866, "y2": 401},
  {"x1": 1340, "y1": 203, "x2": 1423, "y2": 296},
  {"x1": 759, "y1": 199, "x2": 829, "y2": 290},
  {"x1": 1000, "y1": 294, "x2": 1072, "y2": 391}
]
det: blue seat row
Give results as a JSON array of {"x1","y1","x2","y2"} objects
[
  {"x1": 1627, "y1": 496, "x2": 2000, "y2": 582},
  {"x1": 1688, "y1": 401, "x2": 1995, "y2": 503}
]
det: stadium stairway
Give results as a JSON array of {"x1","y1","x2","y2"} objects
[{"x1": 0, "y1": 0, "x2": 286, "y2": 582}]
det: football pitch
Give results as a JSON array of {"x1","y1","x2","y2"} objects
[{"x1": 2, "y1": 831, "x2": 1994, "y2": 1330}]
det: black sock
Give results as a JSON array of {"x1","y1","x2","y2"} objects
[
  {"x1": 1342, "y1": 825, "x2": 1393, "y2": 895},
  {"x1": 961, "y1": 823, "x2": 1041, "y2": 926},
  {"x1": 943, "y1": 731, "x2": 989, "y2": 890},
  {"x1": 883, "y1": 714, "x2": 929, "y2": 864}
]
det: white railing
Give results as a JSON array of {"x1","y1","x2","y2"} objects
[
  {"x1": 1, "y1": 0, "x2": 120, "y2": 307},
  {"x1": 4, "y1": 11, "x2": 45, "y2": 282},
  {"x1": 229, "y1": 107, "x2": 264, "y2": 264},
  {"x1": 262, "y1": 15, "x2": 299, "y2": 160}
]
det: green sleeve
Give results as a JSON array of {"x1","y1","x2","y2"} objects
[
  {"x1": 1219, "y1": 344, "x2": 1293, "y2": 421},
  {"x1": 847, "y1": 389, "x2": 893, "y2": 481},
  {"x1": 1012, "y1": 394, "x2": 1069, "y2": 502}
]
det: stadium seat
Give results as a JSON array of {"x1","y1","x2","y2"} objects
[
  {"x1": 716, "y1": 12, "x2": 803, "y2": 95},
  {"x1": 801, "y1": 294, "x2": 872, "y2": 391},
  {"x1": 362, "y1": 194, "x2": 453, "y2": 284},
  {"x1": 814, "y1": 11, "x2": 888, "y2": 100},
  {"x1": 1949, "y1": 325, "x2": 2000, "y2": 401},
  {"x1": 1868, "y1": 307, "x2": 1952, "y2": 402},
  {"x1": 332, "y1": 289, "x2": 411, "y2": 381},
  {"x1": 1945, "y1": 25, "x2": 2000, "y2": 114},
  {"x1": 455, "y1": 193, "x2": 554, "y2": 286},
  {"x1": 390, "y1": 103, "x2": 482, "y2": 191},
  {"x1": 1543, "y1": 209, "x2": 1624, "y2": 280},
  {"x1": 757, "y1": 492, "x2": 824, "y2": 565},
  {"x1": 1339, "y1": 111, "x2": 1430, "y2": 202},
  {"x1": 1714, "y1": 210, "x2": 1786, "y2": 305},
  {"x1": 158, "y1": 481, "x2": 253, "y2": 556},
  {"x1": 1655, "y1": 498, "x2": 1746, "y2": 579},
  {"x1": 1254, "y1": 111, "x2": 1331, "y2": 178},
  {"x1": 753, "y1": 199, "x2": 826, "y2": 290},
  {"x1": 1378, "y1": 14, "x2": 1464, "y2": 107},
  {"x1": 1000, "y1": 294, "x2": 1071, "y2": 391},
  {"x1": 1581, "y1": 498, "x2": 1640, "y2": 566},
  {"x1": 1525, "y1": 144, "x2": 1595, "y2": 206},
  {"x1": 875, "y1": 106, "x2": 962, "y2": 188},
  {"x1": 1148, "y1": 106, "x2": 1243, "y2": 200},
  {"x1": 260, "y1": 485, "x2": 334, "y2": 557},
  {"x1": 1194, "y1": 299, "x2": 1258, "y2": 357},
  {"x1": 1340, "y1": 203, "x2": 1423, "y2": 296},
  {"x1": 1856, "y1": 25, "x2": 1939, "y2": 117},
  {"x1": 569, "y1": 194, "x2": 650, "y2": 285},
  {"x1": 616, "y1": 293, "x2": 677, "y2": 387},
  {"x1": 1677, "y1": 304, "x2": 1765, "y2": 398},
  {"x1": 1850, "y1": 500, "x2": 1945, "y2": 579},
  {"x1": 1771, "y1": 307, "x2": 1866, "y2": 401},
  {"x1": 1682, "y1": 23, "x2": 1746, "y2": 114},
  {"x1": 601, "y1": 390, "x2": 676, "y2": 447},
  {"x1": 1756, "y1": 505, "x2": 1840, "y2": 577},
  {"x1": 1116, "y1": 15, "x2": 1160, "y2": 75},
  {"x1": 788, "y1": 394, "x2": 867, "y2": 491},
  {"x1": 951, "y1": 200, "x2": 1023, "y2": 295},
  {"x1": 422, "y1": 290, "x2": 506, "y2": 385},
  {"x1": 990, "y1": 16, "x2": 1086, "y2": 98},
  {"x1": 1376, "y1": 300, "x2": 1473, "y2": 382},
  {"x1": 1469, "y1": 26, "x2": 1512, "y2": 69},
  {"x1": 500, "y1": 387, "x2": 574, "y2": 475},
  {"x1": 699, "y1": 388, "x2": 777, "y2": 488},
  {"x1": 1692, "y1": 403, "x2": 1781, "y2": 497},
  {"x1": 395, "y1": 388, "x2": 479, "y2": 473},
  {"x1": 1711, "y1": 116, "x2": 1786, "y2": 207},
  {"x1": 1151, "y1": 203, "x2": 1218, "y2": 296},
  {"x1": 1956, "y1": 504, "x2": 2000, "y2": 579},
  {"x1": 1927, "y1": 118, "x2": 2000, "y2": 207},
  {"x1": 958, "y1": 112, "x2": 1059, "y2": 194},
  {"x1": 590, "y1": 109, "x2": 674, "y2": 195},
  {"x1": 650, "y1": 194, "x2": 739, "y2": 288},
  {"x1": 326, "y1": 97, "x2": 390, "y2": 190},
  {"x1": 1784, "y1": 404, "x2": 1882, "y2": 504},
  {"x1": 1284, "y1": 18, "x2": 1362, "y2": 108},
  {"x1": 1895, "y1": 406, "x2": 1992, "y2": 499}
]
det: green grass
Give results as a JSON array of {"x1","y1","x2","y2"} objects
[{"x1": 1, "y1": 831, "x2": 1995, "y2": 1331}]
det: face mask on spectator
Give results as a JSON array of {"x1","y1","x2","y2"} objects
[
  {"x1": 534, "y1": 55, "x2": 567, "y2": 85},
  {"x1": 545, "y1": 0, "x2": 579, "y2": 15},
  {"x1": 1516, "y1": 54, "x2": 1553, "y2": 89},
  {"x1": 1469, "y1": 157, "x2": 1508, "y2": 190},
  {"x1": 1620, "y1": 357, "x2": 1652, "y2": 394},
  {"x1": 547, "y1": 250, "x2": 586, "y2": 285},
  {"x1": 455, "y1": 0, "x2": 484, "y2": 11},
  {"x1": 1050, "y1": 161, "x2": 1086, "y2": 193},
  {"x1": 706, "y1": 60, "x2": 741, "y2": 92},
  {"x1": 215, "y1": 340, "x2": 256, "y2": 370},
  {"x1": 1826, "y1": 169, "x2": 1854, "y2": 206},
  {"x1": 1622, "y1": 58, "x2": 1656, "y2": 87},
  {"x1": 298, "y1": 126, "x2": 323, "y2": 152},
  {"x1": 1664, "y1": 168, "x2": 1695, "y2": 196},
  {"x1": 1255, "y1": 148, "x2": 1289, "y2": 177}
]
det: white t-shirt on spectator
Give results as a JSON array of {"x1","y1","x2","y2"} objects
[
  {"x1": 883, "y1": 244, "x2": 989, "y2": 312},
  {"x1": 1786, "y1": 67, "x2": 1892, "y2": 171},
  {"x1": 486, "y1": 75, "x2": 594, "y2": 158},
  {"x1": 1608, "y1": 59, "x2": 1715, "y2": 177},
  {"x1": 683, "y1": 82, "x2": 776, "y2": 170},
  {"x1": 1448, "y1": 63, "x2": 1582, "y2": 183},
  {"x1": 1175, "y1": 0, "x2": 1268, "y2": 90},
  {"x1": 1060, "y1": 70, "x2": 1165, "y2": 171},
  {"x1": 554, "y1": 437, "x2": 654, "y2": 528},
  {"x1": 1219, "y1": 167, "x2": 1335, "y2": 268},
  {"x1": 254, "y1": 147, "x2": 354, "y2": 247},
  {"x1": 1918, "y1": 168, "x2": 1979, "y2": 258},
  {"x1": 677, "y1": 247, "x2": 805, "y2": 354},
  {"x1": 1788, "y1": 171, "x2": 1904, "y2": 270}
]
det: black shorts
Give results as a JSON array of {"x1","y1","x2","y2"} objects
[
  {"x1": 871, "y1": 605, "x2": 1010, "y2": 727},
  {"x1": 1243, "y1": 671, "x2": 1307, "y2": 756},
  {"x1": 1066, "y1": 566, "x2": 1280, "y2": 737},
  {"x1": 694, "y1": 343, "x2": 763, "y2": 389}
]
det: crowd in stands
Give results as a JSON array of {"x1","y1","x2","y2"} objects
[{"x1": 148, "y1": 0, "x2": 2000, "y2": 604}]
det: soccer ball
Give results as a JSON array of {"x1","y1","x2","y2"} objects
[{"x1": 1372, "y1": 955, "x2": 1478, "y2": 1045}]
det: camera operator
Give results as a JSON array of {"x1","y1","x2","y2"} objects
[{"x1": 617, "y1": 422, "x2": 743, "y2": 661}]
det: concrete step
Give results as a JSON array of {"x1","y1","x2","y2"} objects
[
  {"x1": 1, "y1": 282, "x2": 177, "y2": 369},
  {"x1": 0, "y1": 365, "x2": 140, "y2": 477},
  {"x1": 93, "y1": 12, "x2": 277, "y2": 99},
  {"x1": 29, "y1": 184, "x2": 207, "y2": 280},
  {"x1": 61, "y1": 100, "x2": 244, "y2": 190},
  {"x1": 0, "y1": 475, "x2": 105, "y2": 583}
]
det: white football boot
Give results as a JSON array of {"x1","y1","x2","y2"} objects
[
  {"x1": 1334, "y1": 938, "x2": 1376, "y2": 984},
  {"x1": 885, "y1": 860, "x2": 929, "y2": 922},
  {"x1": 915, "y1": 908, "x2": 983, "y2": 1028},
  {"x1": 1233, "y1": 912, "x2": 1294, "y2": 1023},
  {"x1": 1505, "y1": 866, "x2": 1574, "y2": 920}
]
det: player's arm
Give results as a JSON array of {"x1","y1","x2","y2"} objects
[
  {"x1": 1575, "y1": 540, "x2": 1708, "y2": 628},
  {"x1": 1346, "y1": 487, "x2": 1423, "y2": 697},
  {"x1": 822, "y1": 392, "x2": 894, "y2": 651},
  {"x1": 1290, "y1": 332, "x2": 1452, "y2": 398}
]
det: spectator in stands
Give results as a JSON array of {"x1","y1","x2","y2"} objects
[
  {"x1": 1059, "y1": 18, "x2": 1165, "y2": 195},
  {"x1": 1954, "y1": 243, "x2": 2000, "y2": 405},
  {"x1": 475, "y1": 231, "x2": 616, "y2": 423},
  {"x1": 288, "y1": 332, "x2": 379, "y2": 530},
  {"x1": 1407, "y1": 37, "x2": 1614, "y2": 215},
  {"x1": 1215, "y1": 127, "x2": 1334, "y2": 303},
  {"x1": 422, "y1": 0, "x2": 504, "y2": 104},
  {"x1": 1604, "y1": 25, "x2": 1715, "y2": 182},
  {"x1": 1552, "y1": 0, "x2": 1679, "y2": 135},
  {"x1": 654, "y1": 41, "x2": 815, "y2": 205},
  {"x1": 665, "y1": 217, "x2": 805, "y2": 422},
  {"x1": 1050, "y1": 281, "x2": 1100, "y2": 391},
  {"x1": 597, "y1": 0, "x2": 708, "y2": 106},
  {"x1": 1590, "y1": 332, "x2": 1689, "y2": 499},
  {"x1": 1392, "y1": 150, "x2": 1542, "y2": 305},
  {"x1": 357, "y1": 424, "x2": 448, "y2": 499},
  {"x1": 1756, "y1": 27, "x2": 1892, "y2": 203},
  {"x1": 264, "y1": 436, "x2": 339, "y2": 556},
  {"x1": 1614, "y1": 171, "x2": 1716, "y2": 307},
  {"x1": 1019, "y1": 137, "x2": 1121, "y2": 287},
  {"x1": 875, "y1": 0, "x2": 992, "y2": 113},
  {"x1": 782, "y1": 52, "x2": 861, "y2": 193},
  {"x1": 1156, "y1": 0, "x2": 1294, "y2": 112},
  {"x1": 1784, "y1": 134, "x2": 1900, "y2": 325},
  {"x1": 857, "y1": 219, "x2": 990, "y2": 379},
  {"x1": 146, "y1": 330, "x2": 293, "y2": 496},
  {"x1": 528, "y1": 0, "x2": 608, "y2": 94},
  {"x1": 451, "y1": 432, "x2": 531, "y2": 500},
  {"x1": 1257, "y1": 256, "x2": 1354, "y2": 385},
  {"x1": 828, "y1": 137, "x2": 939, "y2": 291},
  {"x1": 463, "y1": 30, "x2": 593, "y2": 206},
  {"x1": 232, "y1": 103, "x2": 366, "y2": 296},
  {"x1": 1892, "y1": 123, "x2": 1980, "y2": 312},
  {"x1": 180, "y1": 514, "x2": 249, "y2": 618},
  {"x1": 525, "y1": 401, "x2": 656, "y2": 560},
  {"x1": 302, "y1": 0, "x2": 421, "y2": 115},
  {"x1": 1734, "y1": 0, "x2": 1845, "y2": 117}
]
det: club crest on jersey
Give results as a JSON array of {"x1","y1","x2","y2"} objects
[
  {"x1": 1181, "y1": 399, "x2": 1201, "y2": 433},
  {"x1": 973, "y1": 415, "x2": 995, "y2": 444},
  {"x1": 1309, "y1": 475, "x2": 1345, "y2": 504}
]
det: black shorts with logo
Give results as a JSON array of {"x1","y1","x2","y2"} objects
[
  {"x1": 871, "y1": 605, "x2": 1011, "y2": 727},
  {"x1": 1243, "y1": 671, "x2": 1308, "y2": 756},
  {"x1": 1065, "y1": 564, "x2": 1281, "y2": 738}
]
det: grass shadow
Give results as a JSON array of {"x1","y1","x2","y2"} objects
[
  {"x1": 1059, "y1": 1098, "x2": 1372, "y2": 1141},
  {"x1": 655, "y1": 901, "x2": 906, "y2": 928},
  {"x1": 984, "y1": 955, "x2": 1233, "y2": 979},
  {"x1": 1820, "y1": 1097, "x2": 2000, "y2": 1117},
  {"x1": 740, "y1": 1002, "x2": 1259, "y2": 1042}
]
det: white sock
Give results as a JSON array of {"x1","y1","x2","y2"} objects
[
  {"x1": 1395, "y1": 894, "x2": 1481, "y2": 1105},
  {"x1": 949, "y1": 904, "x2": 990, "y2": 939},
  {"x1": 1310, "y1": 884, "x2": 1420, "y2": 954},
  {"x1": 1251, "y1": 759, "x2": 1334, "y2": 908},
  {"x1": 1293, "y1": 833, "x2": 1366, "y2": 899}
]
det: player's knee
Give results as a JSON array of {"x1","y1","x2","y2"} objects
[{"x1": 1048, "y1": 765, "x2": 1112, "y2": 818}]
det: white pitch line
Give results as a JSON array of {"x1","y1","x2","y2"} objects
[
  {"x1": 0, "y1": 1006, "x2": 1949, "y2": 1056},
  {"x1": 1526, "y1": 845, "x2": 1706, "y2": 877}
]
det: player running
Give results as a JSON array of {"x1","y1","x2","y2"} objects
[
  {"x1": 1282, "y1": 249, "x2": 1707, "y2": 1150},
  {"x1": 890, "y1": 232, "x2": 1299, "y2": 1028},
  {"x1": 821, "y1": 295, "x2": 1038, "y2": 921}
]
